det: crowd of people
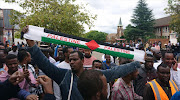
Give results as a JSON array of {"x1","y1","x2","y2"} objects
[{"x1": 0, "y1": 27, "x2": 180, "y2": 100}]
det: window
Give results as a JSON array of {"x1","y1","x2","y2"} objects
[
  {"x1": 158, "y1": 28, "x2": 161, "y2": 33},
  {"x1": 163, "y1": 27, "x2": 166, "y2": 33},
  {"x1": 166, "y1": 26, "x2": 169, "y2": 33}
]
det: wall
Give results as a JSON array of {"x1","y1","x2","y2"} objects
[{"x1": 148, "y1": 38, "x2": 169, "y2": 48}]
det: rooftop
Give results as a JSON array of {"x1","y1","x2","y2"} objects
[{"x1": 154, "y1": 16, "x2": 171, "y2": 27}]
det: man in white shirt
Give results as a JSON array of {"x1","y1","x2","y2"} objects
[
  {"x1": 8, "y1": 46, "x2": 18, "y2": 56},
  {"x1": 57, "y1": 47, "x2": 73, "y2": 69},
  {"x1": 151, "y1": 47, "x2": 162, "y2": 69},
  {"x1": 135, "y1": 43, "x2": 139, "y2": 49},
  {"x1": 40, "y1": 45, "x2": 56, "y2": 64},
  {"x1": 162, "y1": 51, "x2": 180, "y2": 89},
  {"x1": 54, "y1": 47, "x2": 73, "y2": 100}
]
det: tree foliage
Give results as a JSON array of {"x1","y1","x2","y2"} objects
[
  {"x1": 131, "y1": 0, "x2": 155, "y2": 39},
  {"x1": 84, "y1": 30, "x2": 108, "y2": 42},
  {"x1": 124, "y1": 24, "x2": 144, "y2": 41},
  {"x1": 4, "y1": 0, "x2": 97, "y2": 37},
  {"x1": 165, "y1": 0, "x2": 180, "y2": 34}
]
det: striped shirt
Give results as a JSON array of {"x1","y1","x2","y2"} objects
[{"x1": 111, "y1": 78, "x2": 143, "y2": 100}]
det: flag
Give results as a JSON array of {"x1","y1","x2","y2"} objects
[{"x1": 24, "y1": 25, "x2": 145, "y2": 62}]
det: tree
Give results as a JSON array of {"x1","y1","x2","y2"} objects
[
  {"x1": 131, "y1": 0, "x2": 155, "y2": 39},
  {"x1": 4, "y1": 0, "x2": 97, "y2": 37},
  {"x1": 84, "y1": 30, "x2": 108, "y2": 42},
  {"x1": 165, "y1": 0, "x2": 180, "y2": 34},
  {"x1": 124, "y1": 24, "x2": 144, "y2": 41}
]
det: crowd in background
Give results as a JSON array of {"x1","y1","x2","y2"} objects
[{"x1": 1, "y1": 35, "x2": 180, "y2": 100}]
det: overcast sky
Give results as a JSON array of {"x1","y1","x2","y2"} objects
[{"x1": 0, "y1": 0, "x2": 169, "y2": 33}]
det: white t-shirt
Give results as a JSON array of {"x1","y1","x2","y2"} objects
[
  {"x1": 8, "y1": 51, "x2": 18, "y2": 56},
  {"x1": 153, "y1": 59, "x2": 162, "y2": 69},
  {"x1": 135, "y1": 43, "x2": 139, "y2": 49},
  {"x1": 170, "y1": 68, "x2": 180, "y2": 89},
  {"x1": 49, "y1": 56, "x2": 56, "y2": 64},
  {"x1": 57, "y1": 61, "x2": 71, "y2": 69}
]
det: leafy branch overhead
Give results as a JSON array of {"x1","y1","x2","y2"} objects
[
  {"x1": 84, "y1": 30, "x2": 108, "y2": 42},
  {"x1": 165, "y1": 0, "x2": 180, "y2": 34},
  {"x1": 4, "y1": 0, "x2": 97, "y2": 37}
]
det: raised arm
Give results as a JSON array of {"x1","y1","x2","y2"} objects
[
  {"x1": 101, "y1": 61, "x2": 141, "y2": 82},
  {"x1": 27, "y1": 41, "x2": 67, "y2": 84},
  {"x1": 22, "y1": 25, "x2": 68, "y2": 84}
]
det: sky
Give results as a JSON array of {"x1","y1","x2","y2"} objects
[{"x1": 0, "y1": 0, "x2": 169, "y2": 34}]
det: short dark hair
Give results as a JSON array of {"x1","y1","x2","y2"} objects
[
  {"x1": 6, "y1": 54, "x2": 17, "y2": 62},
  {"x1": 70, "y1": 51, "x2": 84, "y2": 60},
  {"x1": 17, "y1": 50, "x2": 29, "y2": 62},
  {"x1": 92, "y1": 60, "x2": 102, "y2": 66},
  {"x1": 162, "y1": 51, "x2": 174, "y2": 58},
  {"x1": 78, "y1": 70, "x2": 103, "y2": 100},
  {"x1": 104, "y1": 54, "x2": 110, "y2": 57},
  {"x1": 62, "y1": 47, "x2": 72, "y2": 54},
  {"x1": 146, "y1": 54, "x2": 154, "y2": 57},
  {"x1": 157, "y1": 63, "x2": 169, "y2": 72},
  {"x1": 12, "y1": 46, "x2": 17, "y2": 49}
]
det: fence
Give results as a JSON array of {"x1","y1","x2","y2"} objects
[{"x1": 148, "y1": 39, "x2": 169, "y2": 48}]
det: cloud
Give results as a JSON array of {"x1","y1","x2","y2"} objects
[
  {"x1": 0, "y1": 1, "x2": 23, "y2": 12},
  {"x1": 0, "y1": 0, "x2": 169, "y2": 34},
  {"x1": 80, "y1": 0, "x2": 169, "y2": 33}
]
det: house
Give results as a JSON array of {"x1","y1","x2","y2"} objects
[
  {"x1": 154, "y1": 16, "x2": 177, "y2": 44},
  {"x1": 0, "y1": 8, "x2": 19, "y2": 45},
  {"x1": 154, "y1": 16, "x2": 174, "y2": 38}
]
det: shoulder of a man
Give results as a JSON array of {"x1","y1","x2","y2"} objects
[
  {"x1": 143, "y1": 82, "x2": 154, "y2": 98},
  {"x1": 91, "y1": 56, "x2": 97, "y2": 60},
  {"x1": 112, "y1": 78, "x2": 122, "y2": 91}
]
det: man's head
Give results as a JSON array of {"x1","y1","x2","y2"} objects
[
  {"x1": 69, "y1": 51, "x2": 84, "y2": 74},
  {"x1": 58, "y1": 50, "x2": 65, "y2": 62},
  {"x1": 6, "y1": 54, "x2": 18, "y2": 75},
  {"x1": 63, "y1": 47, "x2": 74, "y2": 59},
  {"x1": 92, "y1": 60, "x2": 102, "y2": 69},
  {"x1": 157, "y1": 63, "x2": 170, "y2": 84},
  {"x1": 162, "y1": 51, "x2": 174, "y2": 68},
  {"x1": 119, "y1": 57, "x2": 129, "y2": 65},
  {"x1": 145, "y1": 56, "x2": 154, "y2": 70},
  {"x1": 18, "y1": 50, "x2": 31, "y2": 64},
  {"x1": 78, "y1": 48, "x2": 84, "y2": 53},
  {"x1": 124, "y1": 69, "x2": 139, "y2": 80},
  {"x1": 84, "y1": 49, "x2": 92, "y2": 58},
  {"x1": 105, "y1": 54, "x2": 111, "y2": 63},
  {"x1": 153, "y1": 50, "x2": 162, "y2": 60},
  {"x1": 78, "y1": 70, "x2": 107, "y2": 100},
  {"x1": 58, "y1": 46, "x2": 63, "y2": 52},
  {"x1": 12, "y1": 46, "x2": 17, "y2": 52},
  {"x1": 0, "y1": 45, "x2": 6, "y2": 64},
  {"x1": 152, "y1": 49, "x2": 162, "y2": 60},
  {"x1": 123, "y1": 61, "x2": 139, "y2": 80}
]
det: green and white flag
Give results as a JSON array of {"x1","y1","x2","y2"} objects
[{"x1": 24, "y1": 25, "x2": 145, "y2": 62}]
